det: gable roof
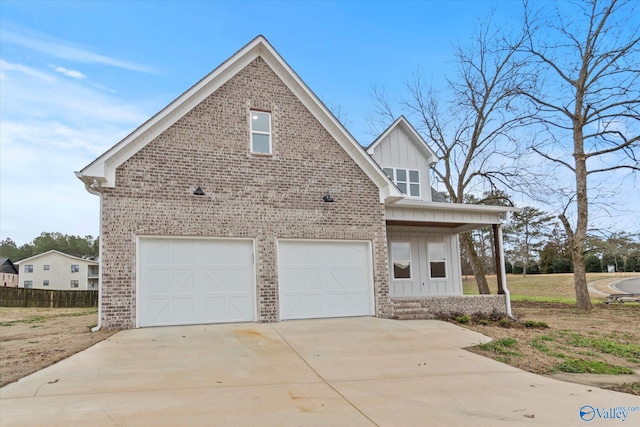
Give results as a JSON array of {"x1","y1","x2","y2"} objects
[
  {"x1": 366, "y1": 116, "x2": 439, "y2": 164},
  {"x1": 76, "y1": 35, "x2": 402, "y2": 203},
  {"x1": 1, "y1": 258, "x2": 19, "y2": 274},
  {"x1": 14, "y1": 250, "x2": 98, "y2": 265}
]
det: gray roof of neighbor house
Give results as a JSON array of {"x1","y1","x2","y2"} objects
[
  {"x1": 431, "y1": 188, "x2": 448, "y2": 203},
  {"x1": 0, "y1": 258, "x2": 19, "y2": 274}
]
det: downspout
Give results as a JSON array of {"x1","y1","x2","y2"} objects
[
  {"x1": 84, "y1": 179, "x2": 103, "y2": 332},
  {"x1": 496, "y1": 224, "x2": 512, "y2": 317}
]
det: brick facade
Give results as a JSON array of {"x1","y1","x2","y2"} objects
[{"x1": 99, "y1": 57, "x2": 390, "y2": 329}]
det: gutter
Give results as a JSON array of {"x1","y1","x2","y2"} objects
[
  {"x1": 496, "y1": 224, "x2": 512, "y2": 317},
  {"x1": 80, "y1": 177, "x2": 104, "y2": 332}
]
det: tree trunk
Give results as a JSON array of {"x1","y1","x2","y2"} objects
[
  {"x1": 571, "y1": 245, "x2": 592, "y2": 310},
  {"x1": 460, "y1": 233, "x2": 490, "y2": 294}
]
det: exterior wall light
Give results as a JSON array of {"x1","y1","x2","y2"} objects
[
  {"x1": 194, "y1": 186, "x2": 205, "y2": 196},
  {"x1": 323, "y1": 192, "x2": 334, "y2": 202}
]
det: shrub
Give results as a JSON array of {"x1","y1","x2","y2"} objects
[
  {"x1": 526, "y1": 263, "x2": 540, "y2": 274},
  {"x1": 602, "y1": 253, "x2": 624, "y2": 272},
  {"x1": 513, "y1": 262, "x2": 524, "y2": 274},
  {"x1": 552, "y1": 258, "x2": 572, "y2": 273},
  {"x1": 624, "y1": 251, "x2": 640, "y2": 272},
  {"x1": 584, "y1": 255, "x2": 602, "y2": 273},
  {"x1": 504, "y1": 261, "x2": 513, "y2": 274}
]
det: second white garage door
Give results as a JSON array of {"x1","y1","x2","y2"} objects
[
  {"x1": 138, "y1": 238, "x2": 255, "y2": 327},
  {"x1": 278, "y1": 240, "x2": 373, "y2": 320}
]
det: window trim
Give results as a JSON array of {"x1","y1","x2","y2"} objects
[
  {"x1": 383, "y1": 167, "x2": 421, "y2": 198},
  {"x1": 391, "y1": 241, "x2": 412, "y2": 280},
  {"x1": 428, "y1": 242, "x2": 447, "y2": 279},
  {"x1": 250, "y1": 110, "x2": 272, "y2": 154}
]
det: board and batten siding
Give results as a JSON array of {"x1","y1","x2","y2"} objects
[
  {"x1": 387, "y1": 226, "x2": 462, "y2": 297},
  {"x1": 368, "y1": 126, "x2": 432, "y2": 201}
]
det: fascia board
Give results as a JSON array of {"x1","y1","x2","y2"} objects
[{"x1": 391, "y1": 200, "x2": 520, "y2": 214}]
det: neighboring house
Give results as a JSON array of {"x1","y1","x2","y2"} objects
[
  {"x1": 1, "y1": 258, "x2": 19, "y2": 287},
  {"x1": 76, "y1": 36, "x2": 516, "y2": 330},
  {"x1": 15, "y1": 250, "x2": 99, "y2": 290}
]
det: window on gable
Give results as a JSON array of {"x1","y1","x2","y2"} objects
[
  {"x1": 391, "y1": 242, "x2": 412, "y2": 279},
  {"x1": 71, "y1": 265, "x2": 79, "y2": 273},
  {"x1": 250, "y1": 111, "x2": 271, "y2": 154},
  {"x1": 384, "y1": 168, "x2": 420, "y2": 198}
]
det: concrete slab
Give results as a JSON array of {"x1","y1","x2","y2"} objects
[{"x1": 2, "y1": 317, "x2": 639, "y2": 426}]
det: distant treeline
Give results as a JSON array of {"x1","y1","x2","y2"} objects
[{"x1": 0, "y1": 232, "x2": 99, "y2": 261}]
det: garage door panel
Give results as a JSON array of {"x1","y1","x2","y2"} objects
[
  {"x1": 278, "y1": 240, "x2": 373, "y2": 320},
  {"x1": 139, "y1": 238, "x2": 255, "y2": 327}
]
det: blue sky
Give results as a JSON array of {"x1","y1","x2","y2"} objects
[{"x1": 1, "y1": 0, "x2": 638, "y2": 246}]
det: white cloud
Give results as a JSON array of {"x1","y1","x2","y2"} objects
[
  {"x1": 0, "y1": 59, "x2": 153, "y2": 245},
  {"x1": 0, "y1": 59, "x2": 54, "y2": 82},
  {"x1": 50, "y1": 65, "x2": 86, "y2": 80},
  {"x1": 1, "y1": 22, "x2": 154, "y2": 73}
]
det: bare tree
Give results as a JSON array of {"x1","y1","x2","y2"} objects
[
  {"x1": 370, "y1": 16, "x2": 531, "y2": 294},
  {"x1": 517, "y1": 0, "x2": 640, "y2": 309},
  {"x1": 504, "y1": 206, "x2": 556, "y2": 276}
]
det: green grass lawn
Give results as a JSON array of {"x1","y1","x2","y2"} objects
[{"x1": 463, "y1": 272, "x2": 640, "y2": 302}]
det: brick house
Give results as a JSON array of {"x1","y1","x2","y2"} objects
[{"x1": 77, "y1": 36, "x2": 516, "y2": 330}]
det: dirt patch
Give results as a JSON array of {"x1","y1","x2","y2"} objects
[
  {"x1": 462, "y1": 301, "x2": 640, "y2": 395},
  {"x1": 0, "y1": 307, "x2": 116, "y2": 387}
]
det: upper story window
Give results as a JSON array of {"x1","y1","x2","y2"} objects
[
  {"x1": 24, "y1": 265, "x2": 33, "y2": 273},
  {"x1": 71, "y1": 264, "x2": 80, "y2": 273},
  {"x1": 44, "y1": 265, "x2": 50, "y2": 270},
  {"x1": 383, "y1": 167, "x2": 420, "y2": 198},
  {"x1": 250, "y1": 111, "x2": 271, "y2": 154}
]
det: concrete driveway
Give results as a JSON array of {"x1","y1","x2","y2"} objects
[{"x1": 2, "y1": 317, "x2": 639, "y2": 426}]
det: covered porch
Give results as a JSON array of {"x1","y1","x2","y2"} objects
[{"x1": 383, "y1": 200, "x2": 517, "y2": 319}]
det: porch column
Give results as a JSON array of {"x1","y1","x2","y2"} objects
[{"x1": 493, "y1": 223, "x2": 505, "y2": 295}]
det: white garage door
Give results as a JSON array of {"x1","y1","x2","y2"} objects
[
  {"x1": 138, "y1": 238, "x2": 254, "y2": 327},
  {"x1": 278, "y1": 240, "x2": 373, "y2": 320}
]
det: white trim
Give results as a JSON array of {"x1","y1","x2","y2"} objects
[
  {"x1": 427, "y1": 242, "x2": 448, "y2": 280},
  {"x1": 250, "y1": 110, "x2": 272, "y2": 154},
  {"x1": 390, "y1": 241, "x2": 412, "y2": 280}
]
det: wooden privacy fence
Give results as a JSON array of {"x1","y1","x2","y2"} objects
[{"x1": 0, "y1": 287, "x2": 98, "y2": 308}]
